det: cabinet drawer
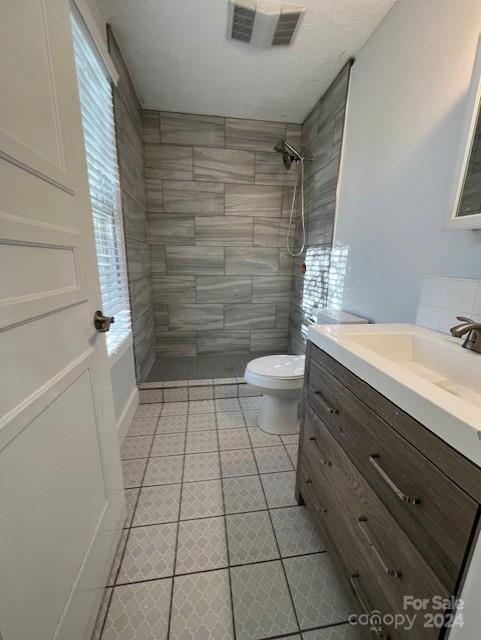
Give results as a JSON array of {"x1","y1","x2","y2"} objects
[
  {"x1": 302, "y1": 408, "x2": 448, "y2": 640},
  {"x1": 307, "y1": 358, "x2": 478, "y2": 591}
]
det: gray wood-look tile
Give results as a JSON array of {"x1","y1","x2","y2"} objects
[
  {"x1": 146, "y1": 178, "x2": 163, "y2": 212},
  {"x1": 195, "y1": 216, "x2": 253, "y2": 246},
  {"x1": 152, "y1": 276, "x2": 196, "y2": 302},
  {"x1": 142, "y1": 110, "x2": 160, "y2": 143},
  {"x1": 225, "y1": 118, "x2": 286, "y2": 152},
  {"x1": 224, "y1": 304, "x2": 276, "y2": 329},
  {"x1": 286, "y1": 123, "x2": 302, "y2": 149},
  {"x1": 130, "y1": 277, "x2": 154, "y2": 318},
  {"x1": 126, "y1": 239, "x2": 151, "y2": 282},
  {"x1": 253, "y1": 217, "x2": 290, "y2": 247},
  {"x1": 149, "y1": 215, "x2": 195, "y2": 245},
  {"x1": 151, "y1": 245, "x2": 167, "y2": 274},
  {"x1": 155, "y1": 331, "x2": 197, "y2": 356},
  {"x1": 154, "y1": 304, "x2": 169, "y2": 331},
  {"x1": 197, "y1": 331, "x2": 250, "y2": 355},
  {"x1": 193, "y1": 147, "x2": 254, "y2": 184},
  {"x1": 169, "y1": 304, "x2": 224, "y2": 331},
  {"x1": 318, "y1": 67, "x2": 350, "y2": 131},
  {"x1": 225, "y1": 247, "x2": 279, "y2": 275},
  {"x1": 254, "y1": 152, "x2": 296, "y2": 186},
  {"x1": 278, "y1": 250, "x2": 293, "y2": 274},
  {"x1": 276, "y1": 302, "x2": 290, "y2": 329},
  {"x1": 225, "y1": 184, "x2": 283, "y2": 217},
  {"x1": 163, "y1": 180, "x2": 224, "y2": 214},
  {"x1": 196, "y1": 276, "x2": 252, "y2": 304},
  {"x1": 145, "y1": 143, "x2": 193, "y2": 180},
  {"x1": 252, "y1": 276, "x2": 292, "y2": 303},
  {"x1": 166, "y1": 246, "x2": 224, "y2": 275},
  {"x1": 122, "y1": 192, "x2": 148, "y2": 242},
  {"x1": 250, "y1": 329, "x2": 288, "y2": 352},
  {"x1": 160, "y1": 112, "x2": 225, "y2": 147}
]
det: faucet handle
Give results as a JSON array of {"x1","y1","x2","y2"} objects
[{"x1": 456, "y1": 316, "x2": 474, "y2": 323}]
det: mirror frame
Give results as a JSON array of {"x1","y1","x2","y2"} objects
[{"x1": 446, "y1": 34, "x2": 481, "y2": 230}]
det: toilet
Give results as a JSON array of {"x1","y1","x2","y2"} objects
[{"x1": 245, "y1": 310, "x2": 368, "y2": 435}]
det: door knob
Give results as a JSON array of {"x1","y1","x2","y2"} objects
[{"x1": 94, "y1": 310, "x2": 115, "y2": 332}]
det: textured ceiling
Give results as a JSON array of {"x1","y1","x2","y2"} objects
[{"x1": 98, "y1": 0, "x2": 395, "y2": 123}]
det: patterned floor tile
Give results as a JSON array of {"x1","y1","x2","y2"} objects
[
  {"x1": 281, "y1": 433, "x2": 299, "y2": 445},
  {"x1": 216, "y1": 411, "x2": 246, "y2": 429},
  {"x1": 124, "y1": 488, "x2": 139, "y2": 527},
  {"x1": 261, "y1": 471, "x2": 297, "y2": 508},
  {"x1": 284, "y1": 554, "x2": 352, "y2": 629},
  {"x1": 102, "y1": 579, "x2": 172, "y2": 640},
  {"x1": 189, "y1": 399, "x2": 215, "y2": 414},
  {"x1": 285, "y1": 443, "x2": 299, "y2": 469},
  {"x1": 127, "y1": 416, "x2": 158, "y2": 436},
  {"x1": 134, "y1": 403, "x2": 162, "y2": 419},
  {"x1": 220, "y1": 448, "x2": 258, "y2": 477},
  {"x1": 139, "y1": 389, "x2": 163, "y2": 403},
  {"x1": 122, "y1": 458, "x2": 147, "y2": 488},
  {"x1": 214, "y1": 384, "x2": 238, "y2": 398},
  {"x1": 120, "y1": 435, "x2": 153, "y2": 460},
  {"x1": 151, "y1": 433, "x2": 186, "y2": 457},
  {"x1": 218, "y1": 427, "x2": 250, "y2": 450},
  {"x1": 107, "y1": 529, "x2": 129, "y2": 586},
  {"x1": 223, "y1": 475, "x2": 267, "y2": 514},
  {"x1": 170, "y1": 570, "x2": 234, "y2": 640},
  {"x1": 186, "y1": 429, "x2": 218, "y2": 453},
  {"x1": 253, "y1": 445, "x2": 293, "y2": 473},
  {"x1": 183, "y1": 451, "x2": 220, "y2": 482},
  {"x1": 163, "y1": 388, "x2": 188, "y2": 402},
  {"x1": 143, "y1": 456, "x2": 183, "y2": 486},
  {"x1": 133, "y1": 484, "x2": 181, "y2": 526},
  {"x1": 302, "y1": 623, "x2": 362, "y2": 640},
  {"x1": 227, "y1": 511, "x2": 279, "y2": 565},
  {"x1": 239, "y1": 396, "x2": 263, "y2": 411},
  {"x1": 162, "y1": 402, "x2": 188, "y2": 416},
  {"x1": 187, "y1": 412, "x2": 217, "y2": 431},
  {"x1": 156, "y1": 414, "x2": 187, "y2": 434},
  {"x1": 176, "y1": 516, "x2": 227, "y2": 573},
  {"x1": 91, "y1": 587, "x2": 111, "y2": 640},
  {"x1": 180, "y1": 479, "x2": 224, "y2": 520},
  {"x1": 270, "y1": 506, "x2": 325, "y2": 557},
  {"x1": 248, "y1": 426, "x2": 282, "y2": 448},
  {"x1": 215, "y1": 398, "x2": 241, "y2": 412},
  {"x1": 231, "y1": 560, "x2": 298, "y2": 640},
  {"x1": 243, "y1": 410, "x2": 258, "y2": 426},
  {"x1": 117, "y1": 523, "x2": 177, "y2": 583}
]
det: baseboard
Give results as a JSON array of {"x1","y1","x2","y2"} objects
[{"x1": 117, "y1": 385, "x2": 139, "y2": 442}]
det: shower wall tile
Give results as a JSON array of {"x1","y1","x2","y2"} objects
[
  {"x1": 154, "y1": 304, "x2": 169, "y2": 331},
  {"x1": 160, "y1": 112, "x2": 225, "y2": 147},
  {"x1": 224, "y1": 304, "x2": 276, "y2": 329},
  {"x1": 250, "y1": 329, "x2": 289, "y2": 352},
  {"x1": 225, "y1": 247, "x2": 279, "y2": 275},
  {"x1": 195, "y1": 216, "x2": 253, "y2": 246},
  {"x1": 225, "y1": 118, "x2": 286, "y2": 151},
  {"x1": 142, "y1": 110, "x2": 160, "y2": 143},
  {"x1": 145, "y1": 144, "x2": 193, "y2": 181},
  {"x1": 122, "y1": 192, "x2": 148, "y2": 243},
  {"x1": 253, "y1": 218, "x2": 289, "y2": 247},
  {"x1": 127, "y1": 238, "x2": 151, "y2": 281},
  {"x1": 156, "y1": 331, "x2": 197, "y2": 356},
  {"x1": 169, "y1": 305, "x2": 224, "y2": 331},
  {"x1": 150, "y1": 246, "x2": 167, "y2": 274},
  {"x1": 286, "y1": 123, "x2": 302, "y2": 149},
  {"x1": 150, "y1": 215, "x2": 195, "y2": 245},
  {"x1": 152, "y1": 276, "x2": 196, "y2": 302},
  {"x1": 276, "y1": 302, "x2": 290, "y2": 329},
  {"x1": 197, "y1": 331, "x2": 250, "y2": 355},
  {"x1": 162, "y1": 181, "x2": 224, "y2": 214},
  {"x1": 193, "y1": 147, "x2": 254, "y2": 184},
  {"x1": 196, "y1": 276, "x2": 252, "y2": 304},
  {"x1": 254, "y1": 152, "x2": 296, "y2": 186},
  {"x1": 166, "y1": 246, "x2": 224, "y2": 275},
  {"x1": 225, "y1": 184, "x2": 283, "y2": 217},
  {"x1": 252, "y1": 276, "x2": 292, "y2": 303},
  {"x1": 146, "y1": 178, "x2": 163, "y2": 212}
]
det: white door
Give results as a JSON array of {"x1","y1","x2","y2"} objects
[{"x1": 0, "y1": 2, "x2": 125, "y2": 639}]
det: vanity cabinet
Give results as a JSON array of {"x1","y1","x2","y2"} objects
[{"x1": 296, "y1": 342, "x2": 481, "y2": 639}]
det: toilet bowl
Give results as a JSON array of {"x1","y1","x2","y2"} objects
[{"x1": 244, "y1": 355, "x2": 305, "y2": 435}]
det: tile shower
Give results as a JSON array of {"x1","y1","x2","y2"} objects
[{"x1": 113, "y1": 32, "x2": 351, "y2": 381}]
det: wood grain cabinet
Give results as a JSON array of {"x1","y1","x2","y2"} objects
[{"x1": 296, "y1": 342, "x2": 481, "y2": 640}]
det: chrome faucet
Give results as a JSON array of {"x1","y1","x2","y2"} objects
[{"x1": 450, "y1": 317, "x2": 481, "y2": 354}]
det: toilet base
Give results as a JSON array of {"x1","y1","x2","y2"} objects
[{"x1": 257, "y1": 394, "x2": 300, "y2": 435}]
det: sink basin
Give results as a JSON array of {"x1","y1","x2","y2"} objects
[{"x1": 307, "y1": 323, "x2": 481, "y2": 466}]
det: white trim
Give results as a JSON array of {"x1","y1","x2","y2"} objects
[
  {"x1": 445, "y1": 34, "x2": 481, "y2": 231},
  {"x1": 116, "y1": 386, "x2": 139, "y2": 442},
  {"x1": 71, "y1": 0, "x2": 119, "y2": 85}
]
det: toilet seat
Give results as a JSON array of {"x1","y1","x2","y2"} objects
[{"x1": 245, "y1": 355, "x2": 305, "y2": 390}]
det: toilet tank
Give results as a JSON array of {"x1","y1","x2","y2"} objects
[{"x1": 316, "y1": 309, "x2": 369, "y2": 325}]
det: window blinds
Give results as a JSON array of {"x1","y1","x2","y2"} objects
[{"x1": 71, "y1": 11, "x2": 131, "y2": 355}]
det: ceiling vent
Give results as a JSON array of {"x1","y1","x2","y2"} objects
[{"x1": 228, "y1": 1, "x2": 305, "y2": 48}]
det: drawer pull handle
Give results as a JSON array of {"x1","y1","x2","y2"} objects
[
  {"x1": 314, "y1": 390, "x2": 338, "y2": 414},
  {"x1": 350, "y1": 574, "x2": 390, "y2": 639},
  {"x1": 358, "y1": 517, "x2": 402, "y2": 578},
  {"x1": 306, "y1": 479, "x2": 328, "y2": 513},
  {"x1": 369, "y1": 455, "x2": 421, "y2": 505},
  {"x1": 308, "y1": 436, "x2": 332, "y2": 466}
]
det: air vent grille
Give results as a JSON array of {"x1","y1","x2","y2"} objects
[
  {"x1": 231, "y1": 4, "x2": 256, "y2": 43},
  {"x1": 272, "y1": 10, "x2": 302, "y2": 45}
]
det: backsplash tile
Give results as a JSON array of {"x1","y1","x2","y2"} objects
[{"x1": 416, "y1": 276, "x2": 481, "y2": 333}]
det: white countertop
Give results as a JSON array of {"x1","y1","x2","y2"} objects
[{"x1": 307, "y1": 323, "x2": 481, "y2": 468}]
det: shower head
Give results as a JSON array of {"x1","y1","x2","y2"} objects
[{"x1": 274, "y1": 140, "x2": 303, "y2": 169}]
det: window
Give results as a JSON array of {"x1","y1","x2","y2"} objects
[{"x1": 71, "y1": 9, "x2": 131, "y2": 355}]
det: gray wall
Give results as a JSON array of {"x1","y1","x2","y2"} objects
[
  {"x1": 142, "y1": 111, "x2": 301, "y2": 356},
  {"x1": 288, "y1": 64, "x2": 352, "y2": 353},
  {"x1": 108, "y1": 29, "x2": 155, "y2": 380}
]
